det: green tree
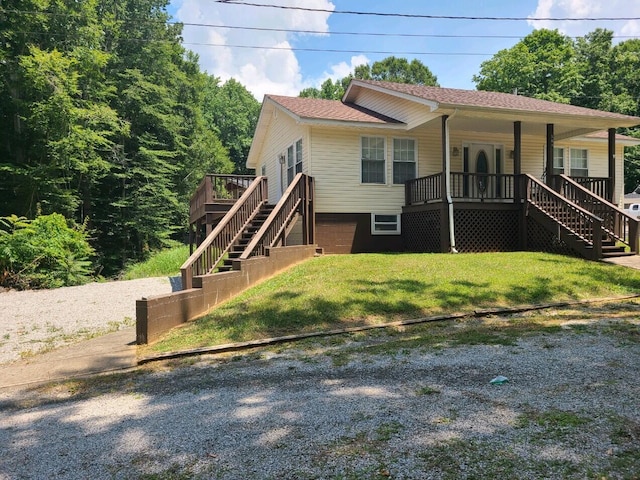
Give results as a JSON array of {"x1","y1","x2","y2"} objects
[
  {"x1": 0, "y1": 0, "x2": 235, "y2": 275},
  {"x1": 201, "y1": 77, "x2": 260, "y2": 174},
  {"x1": 299, "y1": 56, "x2": 438, "y2": 99},
  {"x1": 473, "y1": 29, "x2": 580, "y2": 103}
]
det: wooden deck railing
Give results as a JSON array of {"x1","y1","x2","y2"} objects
[
  {"x1": 450, "y1": 173, "x2": 515, "y2": 200},
  {"x1": 553, "y1": 174, "x2": 638, "y2": 253},
  {"x1": 240, "y1": 173, "x2": 315, "y2": 259},
  {"x1": 567, "y1": 176, "x2": 611, "y2": 202},
  {"x1": 405, "y1": 172, "x2": 515, "y2": 205},
  {"x1": 524, "y1": 174, "x2": 603, "y2": 259},
  {"x1": 405, "y1": 173, "x2": 442, "y2": 206},
  {"x1": 189, "y1": 174, "x2": 256, "y2": 224},
  {"x1": 181, "y1": 176, "x2": 268, "y2": 290}
]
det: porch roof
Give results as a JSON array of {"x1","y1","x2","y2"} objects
[{"x1": 344, "y1": 80, "x2": 640, "y2": 127}]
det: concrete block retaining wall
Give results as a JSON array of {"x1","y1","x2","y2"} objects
[{"x1": 136, "y1": 245, "x2": 318, "y2": 344}]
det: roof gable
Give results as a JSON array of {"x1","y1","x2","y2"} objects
[{"x1": 266, "y1": 95, "x2": 404, "y2": 126}]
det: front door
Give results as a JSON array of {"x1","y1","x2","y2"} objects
[{"x1": 465, "y1": 143, "x2": 497, "y2": 197}]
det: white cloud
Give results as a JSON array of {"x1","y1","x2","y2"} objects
[
  {"x1": 176, "y1": 0, "x2": 335, "y2": 99},
  {"x1": 324, "y1": 54, "x2": 370, "y2": 80},
  {"x1": 528, "y1": 0, "x2": 640, "y2": 40}
]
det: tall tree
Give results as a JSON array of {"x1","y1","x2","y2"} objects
[
  {"x1": 201, "y1": 77, "x2": 260, "y2": 174},
  {"x1": 473, "y1": 29, "x2": 580, "y2": 103},
  {"x1": 0, "y1": 0, "x2": 234, "y2": 275}
]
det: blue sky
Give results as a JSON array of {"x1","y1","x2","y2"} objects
[{"x1": 168, "y1": 0, "x2": 640, "y2": 100}]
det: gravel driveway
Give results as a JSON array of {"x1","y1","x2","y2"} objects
[
  {"x1": 0, "y1": 313, "x2": 639, "y2": 479},
  {"x1": 0, "y1": 278, "x2": 173, "y2": 364}
]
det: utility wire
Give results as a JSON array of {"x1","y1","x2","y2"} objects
[
  {"x1": 182, "y1": 43, "x2": 494, "y2": 56},
  {"x1": 4, "y1": 8, "x2": 640, "y2": 40},
  {"x1": 215, "y1": 1, "x2": 640, "y2": 22}
]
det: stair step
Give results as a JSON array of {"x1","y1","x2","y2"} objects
[{"x1": 601, "y1": 251, "x2": 636, "y2": 258}]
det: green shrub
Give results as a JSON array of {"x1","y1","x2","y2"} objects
[{"x1": 0, "y1": 213, "x2": 95, "y2": 289}]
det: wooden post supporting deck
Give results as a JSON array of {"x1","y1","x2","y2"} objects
[
  {"x1": 608, "y1": 128, "x2": 616, "y2": 203},
  {"x1": 546, "y1": 123, "x2": 554, "y2": 185}
]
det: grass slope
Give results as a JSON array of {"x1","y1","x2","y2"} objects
[{"x1": 144, "y1": 252, "x2": 640, "y2": 353}]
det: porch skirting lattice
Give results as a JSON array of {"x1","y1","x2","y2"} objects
[
  {"x1": 526, "y1": 215, "x2": 576, "y2": 257},
  {"x1": 402, "y1": 203, "x2": 521, "y2": 253},
  {"x1": 403, "y1": 207, "x2": 442, "y2": 252}
]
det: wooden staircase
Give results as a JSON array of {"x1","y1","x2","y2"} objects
[
  {"x1": 525, "y1": 174, "x2": 639, "y2": 260},
  {"x1": 217, "y1": 204, "x2": 274, "y2": 272},
  {"x1": 181, "y1": 173, "x2": 315, "y2": 290}
]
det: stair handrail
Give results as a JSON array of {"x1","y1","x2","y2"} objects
[
  {"x1": 239, "y1": 173, "x2": 314, "y2": 260},
  {"x1": 524, "y1": 174, "x2": 603, "y2": 256},
  {"x1": 181, "y1": 176, "x2": 268, "y2": 290},
  {"x1": 555, "y1": 174, "x2": 638, "y2": 253}
]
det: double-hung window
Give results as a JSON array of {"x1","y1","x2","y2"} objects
[
  {"x1": 570, "y1": 148, "x2": 588, "y2": 177},
  {"x1": 361, "y1": 136, "x2": 386, "y2": 184},
  {"x1": 287, "y1": 139, "x2": 303, "y2": 185},
  {"x1": 553, "y1": 147, "x2": 565, "y2": 175},
  {"x1": 393, "y1": 138, "x2": 416, "y2": 184}
]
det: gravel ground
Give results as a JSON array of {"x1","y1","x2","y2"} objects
[
  {"x1": 0, "y1": 278, "x2": 173, "y2": 364},
  {"x1": 0, "y1": 317, "x2": 639, "y2": 479}
]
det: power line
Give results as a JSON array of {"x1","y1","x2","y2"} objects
[
  {"x1": 182, "y1": 42, "x2": 494, "y2": 56},
  {"x1": 4, "y1": 8, "x2": 640, "y2": 41},
  {"x1": 215, "y1": 1, "x2": 640, "y2": 22},
  {"x1": 5, "y1": 30, "x2": 496, "y2": 56},
  {"x1": 172, "y1": 22, "x2": 640, "y2": 40}
]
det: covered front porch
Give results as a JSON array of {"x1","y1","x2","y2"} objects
[{"x1": 402, "y1": 170, "x2": 637, "y2": 259}]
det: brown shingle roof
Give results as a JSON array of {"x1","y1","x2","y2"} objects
[
  {"x1": 266, "y1": 95, "x2": 403, "y2": 125},
  {"x1": 353, "y1": 80, "x2": 640, "y2": 121},
  {"x1": 583, "y1": 131, "x2": 640, "y2": 142}
]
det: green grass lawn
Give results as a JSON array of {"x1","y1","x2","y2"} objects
[
  {"x1": 121, "y1": 242, "x2": 190, "y2": 280},
  {"x1": 143, "y1": 251, "x2": 640, "y2": 354}
]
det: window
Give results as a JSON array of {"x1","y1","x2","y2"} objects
[
  {"x1": 393, "y1": 138, "x2": 416, "y2": 184},
  {"x1": 570, "y1": 148, "x2": 588, "y2": 177},
  {"x1": 361, "y1": 136, "x2": 386, "y2": 184},
  {"x1": 371, "y1": 213, "x2": 401, "y2": 235},
  {"x1": 261, "y1": 164, "x2": 266, "y2": 176},
  {"x1": 553, "y1": 147, "x2": 565, "y2": 175},
  {"x1": 287, "y1": 139, "x2": 303, "y2": 185}
]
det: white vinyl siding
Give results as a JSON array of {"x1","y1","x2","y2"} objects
[
  {"x1": 570, "y1": 148, "x2": 588, "y2": 177},
  {"x1": 361, "y1": 136, "x2": 386, "y2": 184},
  {"x1": 250, "y1": 111, "x2": 307, "y2": 201},
  {"x1": 393, "y1": 138, "x2": 417, "y2": 184},
  {"x1": 350, "y1": 88, "x2": 435, "y2": 129}
]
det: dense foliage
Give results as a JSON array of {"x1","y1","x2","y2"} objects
[
  {"x1": 0, "y1": 213, "x2": 94, "y2": 289},
  {"x1": 0, "y1": 0, "x2": 262, "y2": 276}
]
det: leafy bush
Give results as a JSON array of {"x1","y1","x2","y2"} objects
[{"x1": 0, "y1": 213, "x2": 95, "y2": 289}]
